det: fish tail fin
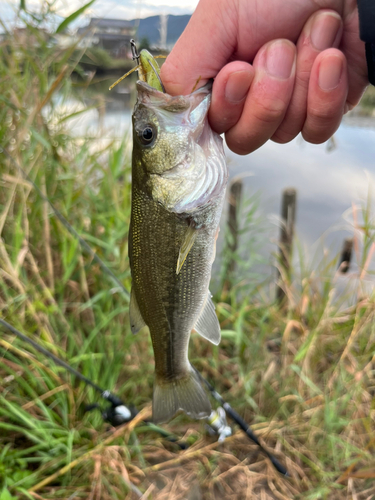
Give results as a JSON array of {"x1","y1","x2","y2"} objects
[{"x1": 153, "y1": 367, "x2": 211, "y2": 424}]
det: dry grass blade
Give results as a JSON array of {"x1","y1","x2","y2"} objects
[
  {"x1": 141, "y1": 439, "x2": 230, "y2": 474},
  {"x1": 41, "y1": 174, "x2": 54, "y2": 292},
  {"x1": 28, "y1": 406, "x2": 151, "y2": 493},
  {"x1": 2, "y1": 10, "x2": 375, "y2": 500},
  {"x1": 37, "y1": 65, "x2": 69, "y2": 114},
  {"x1": 21, "y1": 384, "x2": 70, "y2": 410},
  {"x1": 0, "y1": 338, "x2": 63, "y2": 385}
]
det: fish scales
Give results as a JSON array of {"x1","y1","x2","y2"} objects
[
  {"x1": 129, "y1": 81, "x2": 228, "y2": 423},
  {"x1": 131, "y1": 187, "x2": 223, "y2": 377}
]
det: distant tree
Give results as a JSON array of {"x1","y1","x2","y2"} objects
[{"x1": 139, "y1": 37, "x2": 150, "y2": 51}]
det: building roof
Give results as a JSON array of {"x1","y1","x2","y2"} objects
[{"x1": 88, "y1": 18, "x2": 134, "y2": 29}]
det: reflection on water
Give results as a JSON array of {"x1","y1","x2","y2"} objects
[
  {"x1": 229, "y1": 119, "x2": 375, "y2": 250},
  {"x1": 59, "y1": 79, "x2": 133, "y2": 138},
  {"x1": 60, "y1": 83, "x2": 375, "y2": 272}
]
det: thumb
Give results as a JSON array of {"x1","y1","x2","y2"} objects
[{"x1": 160, "y1": 0, "x2": 237, "y2": 95}]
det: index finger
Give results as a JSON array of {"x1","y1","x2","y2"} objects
[{"x1": 160, "y1": 0, "x2": 237, "y2": 95}]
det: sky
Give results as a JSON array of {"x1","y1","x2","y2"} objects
[{"x1": 1, "y1": 0, "x2": 200, "y2": 26}]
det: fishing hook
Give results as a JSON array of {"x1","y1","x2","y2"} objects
[{"x1": 130, "y1": 39, "x2": 140, "y2": 66}]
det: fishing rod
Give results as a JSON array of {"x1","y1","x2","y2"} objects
[
  {"x1": 0, "y1": 317, "x2": 187, "y2": 447},
  {"x1": 1, "y1": 146, "x2": 288, "y2": 475},
  {"x1": 0, "y1": 314, "x2": 286, "y2": 473},
  {"x1": 0, "y1": 317, "x2": 132, "y2": 422},
  {"x1": 195, "y1": 369, "x2": 288, "y2": 476}
]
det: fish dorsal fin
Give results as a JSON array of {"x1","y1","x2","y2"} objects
[
  {"x1": 176, "y1": 223, "x2": 198, "y2": 275},
  {"x1": 130, "y1": 288, "x2": 146, "y2": 334},
  {"x1": 194, "y1": 293, "x2": 221, "y2": 345}
]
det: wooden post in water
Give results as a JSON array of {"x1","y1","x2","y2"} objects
[
  {"x1": 338, "y1": 237, "x2": 353, "y2": 273},
  {"x1": 224, "y1": 179, "x2": 243, "y2": 290},
  {"x1": 276, "y1": 188, "x2": 297, "y2": 304}
]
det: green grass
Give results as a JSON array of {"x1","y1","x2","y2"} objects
[
  {"x1": 1, "y1": 6, "x2": 375, "y2": 500},
  {"x1": 360, "y1": 85, "x2": 375, "y2": 115}
]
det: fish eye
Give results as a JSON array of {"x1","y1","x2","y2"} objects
[{"x1": 139, "y1": 125, "x2": 156, "y2": 146}]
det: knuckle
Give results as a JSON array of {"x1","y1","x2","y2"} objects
[
  {"x1": 209, "y1": 106, "x2": 240, "y2": 134},
  {"x1": 225, "y1": 134, "x2": 253, "y2": 155},
  {"x1": 301, "y1": 129, "x2": 328, "y2": 144},
  {"x1": 272, "y1": 127, "x2": 298, "y2": 144},
  {"x1": 302, "y1": 120, "x2": 339, "y2": 144},
  {"x1": 295, "y1": 69, "x2": 311, "y2": 89},
  {"x1": 305, "y1": 107, "x2": 342, "y2": 141},
  {"x1": 210, "y1": 117, "x2": 235, "y2": 135},
  {"x1": 254, "y1": 97, "x2": 287, "y2": 125},
  {"x1": 308, "y1": 103, "x2": 333, "y2": 122}
]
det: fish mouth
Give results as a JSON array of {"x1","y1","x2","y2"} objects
[{"x1": 136, "y1": 80, "x2": 212, "y2": 111}]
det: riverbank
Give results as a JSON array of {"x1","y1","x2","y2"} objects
[{"x1": 1, "y1": 9, "x2": 375, "y2": 500}]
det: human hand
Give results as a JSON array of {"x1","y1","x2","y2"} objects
[{"x1": 160, "y1": 0, "x2": 369, "y2": 155}]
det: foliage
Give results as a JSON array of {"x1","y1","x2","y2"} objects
[
  {"x1": 55, "y1": 0, "x2": 96, "y2": 34},
  {"x1": 1, "y1": 5, "x2": 375, "y2": 500},
  {"x1": 359, "y1": 86, "x2": 375, "y2": 115},
  {"x1": 139, "y1": 37, "x2": 151, "y2": 52}
]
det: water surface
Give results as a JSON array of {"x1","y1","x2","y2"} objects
[{"x1": 63, "y1": 83, "x2": 375, "y2": 271}]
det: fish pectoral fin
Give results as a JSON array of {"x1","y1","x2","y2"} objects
[
  {"x1": 176, "y1": 224, "x2": 198, "y2": 275},
  {"x1": 129, "y1": 289, "x2": 146, "y2": 334},
  {"x1": 194, "y1": 293, "x2": 221, "y2": 345}
]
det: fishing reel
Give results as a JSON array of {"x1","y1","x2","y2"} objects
[
  {"x1": 84, "y1": 391, "x2": 137, "y2": 427},
  {"x1": 85, "y1": 395, "x2": 232, "y2": 446},
  {"x1": 206, "y1": 406, "x2": 232, "y2": 442}
]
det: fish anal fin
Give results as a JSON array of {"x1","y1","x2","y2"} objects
[
  {"x1": 129, "y1": 289, "x2": 146, "y2": 334},
  {"x1": 153, "y1": 367, "x2": 211, "y2": 424},
  {"x1": 176, "y1": 224, "x2": 198, "y2": 275},
  {"x1": 194, "y1": 293, "x2": 221, "y2": 345}
]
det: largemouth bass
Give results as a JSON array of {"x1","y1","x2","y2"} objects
[{"x1": 129, "y1": 80, "x2": 228, "y2": 424}]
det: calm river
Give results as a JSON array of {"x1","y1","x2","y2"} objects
[{"x1": 64, "y1": 78, "x2": 375, "y2": 279}]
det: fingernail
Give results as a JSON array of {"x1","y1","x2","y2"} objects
[
  {"x1": 311, "y1": 12, "x2": 342, "y2": 51},
  {"x1": 265, "y1": 40, "x2": 295, "y2": 80},
  {"x1": 318, "y1": 55, "x2": 343, "y2": 91},
  {"x1": 224, "y1": 70, "x2": 253, "y2": 103}
]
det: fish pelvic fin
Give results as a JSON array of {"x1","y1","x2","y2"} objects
[{"x1": 153, "y1": 367, "x2": 211, "y2": 424}]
